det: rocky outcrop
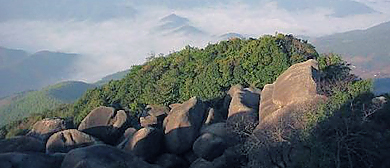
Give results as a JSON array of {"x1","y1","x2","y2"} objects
[
  {"x1": 61, "y1": 144, "x2": 161, "y2": 168},
  {"x1": 46, "y1": 129, "x2": 100, "y2": 154},
  {"x1": 0, "y1": 152, "x2": 63, "y2": 168},
  {"x1": 0, "y1": 136, "x2": 45, "y2": 153},
  {"x1": 78, "y1": 106, "x2": 128, "y2": 145},
  {"x1": 120, "y1": 127, "x2": 163, "y2": 160},
  {"x1": 27, "y1": 118, "x2": 69, "y2": 142},
  {"x1": 193, "y1": 133, "x2": 226, "y2": 161},
  {"x1": 163, "y1": 97, "x2": 207, "y2": 154},
  {"x1": 258, "y1": 59, "x2": 324, "y2": 127}
]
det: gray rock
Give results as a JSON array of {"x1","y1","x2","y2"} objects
[
  {"x1": 193, "y1": 133, "x2": 226, "y2": 161},
  {"x1": 189, "y1": 158, "x2": 212, "y2": 168},
  {"x1": 200, "y1": 123, "x2": 228, "y2": 140},
  {"x1": 46, "y1": 129, "x2": 99, "y2": 154},
  {"x1": 0, "y1": 136, "x2": 45, "y2": 153},
  {"x1": 227, "y1": 84, "x2": 260, "y2": 118},
  {"x1": 0, "y1": 152, "x2": 63, "y2": 168},
  {"x1": 120, "y1": 127, "x2": 163, "y2": 160},
  {"x1": 61, "y1": 144, "x2": 161, "y2": 168},
  {"x1": 78, "y1": 106, "x2": 128, "y2": 145},
  {"x1": 155, "y1": 153, "x2": 188, "y2": 168},
  {"x1": 27, "y1": 118, "x2": 68, "y2": 142},
  {"x1": 164, "y1": 97, "x2": 207, "y2": 154}
]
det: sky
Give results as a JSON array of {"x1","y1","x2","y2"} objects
[{"x1": 0, "y1": 0, "x2": 390, "y2": 82}]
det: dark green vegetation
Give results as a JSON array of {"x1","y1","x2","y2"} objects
[
  {"x1": 0, "y1": 47, "x2": 81, "y2": 98},
  {"x1": 0, "y1": 81, "x2": 94, "y2": 126}
]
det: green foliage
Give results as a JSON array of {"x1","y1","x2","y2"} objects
[
  {"x1": 71, "y1": 34, "x2": 318, "y2": 125},
  {"x1": 0, "y1": 81, "x2": 94, "y2": 126}
]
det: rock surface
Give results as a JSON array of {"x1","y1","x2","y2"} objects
[
  {"x1": 227, "y1": 85, "x2": 260, "y2": 118},
  {"x1": 193, "y1": 133, "x2": 227, "y2": 161},
  {"x1": 140, "y1": 105, "x2": 169, "y2": 128},
  {"x1": 0, "y1": 136, "x2": 45, "y2": 153},
  {"x1": 27, "y1": 118, "x2": 69, "y2": 142},
  {"x1": 0, "y1": 152, "x2": 63, "y2": 168},
  {"x1": 120, "y1": 127, "x2": 163, "y2": 160},
  {"x1": 155, "y1": 153, "x2": 188, "y2": 168},
  {"x1": 258, "y1": 59, "x2": 324, "y2": 126},
  {"x1": 164, "y1": 97, "x2": 207, "y2": 154},
  {"x1": 61, "y1": 144, "x2": 161, "y2": 168},
  {"x1": 46, "y1": 129, "x2": 99, "y2": 154},
  {"x1": 78, "y1": 106, "x2": 128, "y2": 145}
]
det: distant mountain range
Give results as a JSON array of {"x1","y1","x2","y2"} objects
[
  {"x1": 153, "y1": 14, "x2": 206, "y2": 37},
  {"x1": 312, "y1": 20, "x2": 390, "y2": 78},
  {"x1": 312, "y1": 20, "x2": 390, "y2": 94},
  {"x1": 0, "y1": 47, "x2": 81, "y2": 98},
  {"x1": 0, "y1": 68, "x2": 131, "y2": 126}
]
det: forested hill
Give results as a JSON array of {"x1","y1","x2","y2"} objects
[{"x1": 71, "y1": 34, "x2": 318, "y2": 124}]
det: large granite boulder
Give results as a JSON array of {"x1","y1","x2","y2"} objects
[
  {"x1": 140, "y1": 105, "x2": 169, "y2": 128},
  {"x1": 117, "y1": 127, "x2": 137, "y2": 149},
  {"x1": 251, "y1": 59, "x2": 326, "y2": 168},
  {"x1": 258, "y1": 59, "x2": 325, "y2": 127},
  {"x1": 46, "y1": 129, "x2": 100, "y2": 154},
  {"x1": 0, "y1": 136, "x2": 45, "y2": 153},
  {"x1": 163, "y1": 97, "x2": 207, "y2": 154},
  {"x1": 226, "y1": 85, "x2": 259, "y2": 136},
  {"x1": 61, "y1": 144, "x2": 161, "y2": 168},
  {"x1": 78, "y1": 106, "x2": 128, "y2": 145},
  {"x1": 193, "y1": 133, "x2": 227, "y2": 161},
  {"x1": 119, "y1": 127, "x2": 163, "y2": 160},
  {"x1": 27, "y1": 118, "x2": 69, "y2": 142},
  {"x1": 0, "y1": 152, "x2": 63, "y2": 168}
]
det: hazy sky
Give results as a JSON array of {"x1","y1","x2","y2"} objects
[{"x1": 0, "y1": 0, "x2": 389, "y2": 82}]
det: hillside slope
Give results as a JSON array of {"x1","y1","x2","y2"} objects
[
  {"x1": 312, "y1": 21, "x2": 390, "y2": 78},
  {"x1": 0, "y1": 48, "x2": 81, "y2": 98},
  {"x1": 0, "y1": 81, "x2": 94, "y2": 126}
]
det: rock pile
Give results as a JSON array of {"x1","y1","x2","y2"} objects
[{"x1": 0, "y1": 59, "x2": 325, "y2": 168}]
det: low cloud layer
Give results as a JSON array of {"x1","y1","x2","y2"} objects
[{"x1": 0, "y1": 0, "x2": 389, "y2": 82}]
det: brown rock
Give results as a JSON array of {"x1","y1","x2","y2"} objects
[
  {"x1": 27, "y1": 118, "x2": 69, "y2": 142},
  {"x1": 164, "y1": 97, "x2": 207, "y2": 154},
  {"x1": 46, "y1": 129, "x2": 100, "y2": 154},
  {"x1": 78, "y1": 106, "x2": 128, "y2": 145}
]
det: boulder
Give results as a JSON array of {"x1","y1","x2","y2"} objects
[
  {"x1": 46, "y1": 129, "x2": 100, "y2": 154},
  {"x1": 189, "y1": 158, "x2": 212, "y2": 168},
  {"x1": 117, "y1": 127, "x2": 137, "y2": 149},
  {"x1": 155, "y1": 153, "x2": 188, "y2": 168},
  {"x1": 0, "y1": 152, "x2": 63, "y2": 168},
  {"x1": 226, "y1": 85, "x2": 259, "y2": 136},
  {"x1": 227, "y1": 85, "x2": 260, "y2": 118},
  {"x1": 27, "y1": 118, "x2": 69, "y2": 142},
  {"x1": 78, "y1": 106, "x2": 128, "y2": 145},
  {"x1": 193, "y1": 133, "x2": 227, "y2": 161},
  {"x1": 258, "y1": 59, "x2": 325, "y2": 127},
  {"x1": 163, "y1": 97, "x2": 207, "y2": 154},
  {"x1": 200, "y1": 123, "x2": 228, "y2": 141},
  {"x1": 61, "y1": 144, "x2": 161, "y2": 168},
  {"x1": 204, "y1": 108, "x2": 224, "y2": 125},
  {"x1": 140, "y1": 105, "x2": 169, "y2": 128},
  {"x1": 0, "y1": 136, "x2": 45, "y2": 153},
  {"x1": 120, "y1": 127, "x2": 163, "y2": 160}
]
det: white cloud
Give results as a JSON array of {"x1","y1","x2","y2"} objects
[{"x1": 0, "y1": 1, "x2": 389, "y2": 82}]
